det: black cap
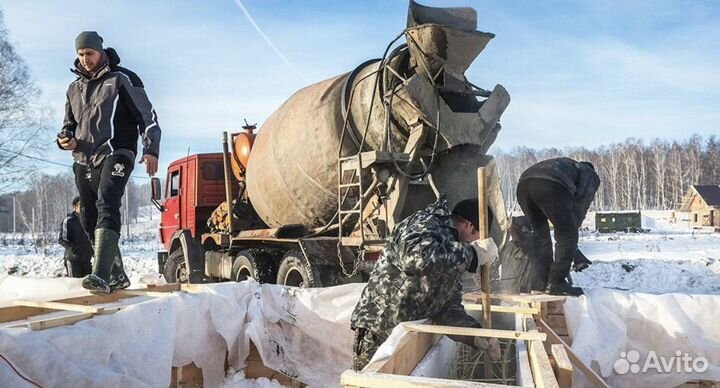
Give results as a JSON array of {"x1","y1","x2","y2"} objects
[
  {"x1": 72, "y1": 196, "x2": 81, "y2": 206},
  {"x1": 75, "y1": 31, "x2": 104, "y2": 53},
  {"x1": 452, "y1": 198, "x2": 479, "y2": 230}
]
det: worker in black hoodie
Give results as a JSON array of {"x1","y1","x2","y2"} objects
[
  {"x1": 59, "y1": 196, "x2": 93, "y2": 278},
  {"x1": 57, "y1": 31, "x2": 162, "y2": 294},
  {"x1": 516, "y1": 157, "x2": 600, "y2": 296}
]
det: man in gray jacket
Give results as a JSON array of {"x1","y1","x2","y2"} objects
[{"x1": 57, "y1": 31, "x2": 161, "y2": 294}]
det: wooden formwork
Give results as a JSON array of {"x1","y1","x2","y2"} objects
[
  {"x1": 342, "y1": 292, "x2": 611, "y2": 388},
  {"x1": 0, "y1": 283, "x2": 304, "y2": 388}
]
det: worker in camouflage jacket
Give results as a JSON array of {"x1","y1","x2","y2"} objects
[
  {"x1": 350, "y1": 196, "x2": 499, "y2": 371},
  {"x1": 517, "y1": 157, "x2": 600, "y2": 296}
]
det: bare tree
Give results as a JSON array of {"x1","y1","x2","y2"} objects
[{"x1": 0, "y1": 9, "x2": 52, "y2": 192}]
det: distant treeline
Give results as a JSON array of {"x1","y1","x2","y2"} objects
[
  {"x1": 0, "y1": 174, "x2": 152, "y2": 235},
  {"x1": 495, "y1": 134, "x2": 720, "y2": 212}
]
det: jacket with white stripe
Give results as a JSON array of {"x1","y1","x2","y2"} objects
[{"x1": 61, "y1": 48, "x2": 161, "y2": 167}]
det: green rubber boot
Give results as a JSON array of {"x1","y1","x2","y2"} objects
[
  {"x1": 109, "y1": 247, "x2": 131, "y2": 291},
  {"x1": 82, "y1": 228, "x2": 119, "y2": 295}
]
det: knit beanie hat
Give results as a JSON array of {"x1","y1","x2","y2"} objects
[
  {"x1": 452, "y1": 198, "x2": 480, "y2": 230},
  {"x1": 75, "y1": 31, "x2": 104, "y2": 53}
]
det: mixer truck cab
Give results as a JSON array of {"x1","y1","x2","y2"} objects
[{"x1": 153, "y1": 1, "x2": 512, "y2": 288}]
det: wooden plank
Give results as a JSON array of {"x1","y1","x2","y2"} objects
[
  {"x1": 477, "y1": 166, "x2": 493, "y2": 379},
  {"x1": 464, "y1": 292, "x2": 567, "y2": 304},
  {"x1": 26, "y1": 312, "x2": 94, "y2": 330},
  {"x1": 13, "y1": 300, "x2": 104, "y2": 314},
  {"x1": 341, "y1": 370, "x2": 518, "y2": 388},
  {"x1": 245, "y1": 345, "x2": 298, "y2": 386},
  {"x1": 464, "y1": 303, "x2": 540, "y2": 315},
  {"x1": 544, "y1": 300, "x2": 566, "y2": 315},
  {"x1": 544, "y1": 315, "x2": 568, "y2": 336},
  {"x1": 173, "y1": 362, "x2": 203, "y2": 388},
  {"x1": 403, "y1": 323, "x2": 546, "y2": 341},
  {"x1": 529, "y1": 340, "x2": 559, "y2": 388},
  {"x1": 114, "y1": 290, "x2": 180, "y2": 298},
  {"x1": 536, "y1": 319, "x2": 609, "y2": 388},
  {"x1": 525, "y1": 314, "x2": 560, "y2": 388},
  {"x1": 515, "y1": 310, "x2": 535, "y2": 388},
  {"x1": 364, "y1": 331, "x2": 440, "y2": 375},
  {"x1": 0, "y1": 284, "x2": 188, "y2": 323},
  {"x1": 551, "y1": 344, "x2": 573, "y2": 388}
]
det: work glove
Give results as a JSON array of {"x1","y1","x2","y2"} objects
[
  {"x1": 474, "y1": 337, "x2": 501, "y2": 361},
  {"x1": 470, "y1": 238, "x2": 498, "y2": 287}
]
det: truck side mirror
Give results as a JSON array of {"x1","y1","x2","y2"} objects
[{"x1": 151, "y1": 177, "x2": 164, "y2": 211}]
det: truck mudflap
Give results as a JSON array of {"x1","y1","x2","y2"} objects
[{"x1": 173, "y1": 229, "x2": 206, "y2": 283}]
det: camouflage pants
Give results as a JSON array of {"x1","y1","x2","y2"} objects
[{"x1": 352, "y1": 328, "x2": 384, "y2": 371}]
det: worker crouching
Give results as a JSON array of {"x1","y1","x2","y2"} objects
[{"x1": 350, "y1": 196, "x2": 500, "y2": 371}]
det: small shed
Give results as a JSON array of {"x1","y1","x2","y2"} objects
[
  {"x1": 679, "y1": 185, "x2": 720, "y2": 227},
  {"x1": 595, "y1": 211, "x2": 643, "y2": 233}
]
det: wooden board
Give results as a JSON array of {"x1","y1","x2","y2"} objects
[
  {"x1": 526, "y1": 316, "x2": 560, "y2": 388},
  {"x1": 515, "y1": 311, "x2": 535, "y2": 388},
  {"x1": 543, "y1": 315, "x2": 568, "y2": 336},
  {"x1": 171, "y1": 363, "x2": 203, "y2": 388},
  {"x1": 536, "y1": 319, "x2": 608, "y2": 388},
  {"x1": 529, "y1": 340, "x2": 560, "y2": 388},
  {"x1": 403, "y1": 323, "x2": 547, "y2": 342},
  {"x1": 551, "y1": 344, "x2": 573, "y2": 388},
  {"x1": 463, "y1": 303, "x2": 540, "y2": 315},
  {"x1": 245, "y1": 345, "x2": 300, "y2": 386},
  {"x1": 0, "y1": 283, "x2": 187, "y2": 323},
  {"x1": 341, "y1": 370, "x2": 519, "y2": 388},
  {"x1": 364, "y1": 331, "x2": 440, "y2": 375},
  {"x1": 12, "y1": 300, "x2": 104, "y2": 314}
]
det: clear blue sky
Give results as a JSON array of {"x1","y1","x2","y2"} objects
[{"x1": 2, "y1": 0, "x2": 719, "y2": 177}]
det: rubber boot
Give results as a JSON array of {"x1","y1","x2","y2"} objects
[
  {"x1": 109, "y1": 247, "x2": 131, "y2": 291},
  {"x1": 572, "y1": 249, "x2": 593, "y2": 272},
  {"x1": 547, "y1": 279, "x2": 584, "y2": 296},
  {"x1": 82, "y1": 228, "x2": 119, "y2": 295}
]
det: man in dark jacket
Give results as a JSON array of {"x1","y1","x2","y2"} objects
[
  {"x1": 57, "y1": 31, "x2": 161, "y2": 294},
  {"x1": 516, "y1": 157, "x2": 600, "y2": 296},
  {"x1": 59, "y1": 197, "x2": 93, "y2": 278},
  {"x1": 350, "y1": 197, "x2": 499, "y2": 371}
]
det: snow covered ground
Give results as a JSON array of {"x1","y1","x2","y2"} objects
[
  {"x1": 0, "y1": 206, "x2": 163, "y2": 284},
  {"x1": 574, "y1": 211, "x2": 720, "y2": 294},
  {"x1": 0, "y1": 209, "x2": 718, "y2": 296}
]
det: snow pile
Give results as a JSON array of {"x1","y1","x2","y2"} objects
[
  {"x1": 0, "y1": 279, "x2": 363, "y2": 388},
  {"x1": 565, "y1": 289, "x2": 720, "y2": 387},
  {"x1": 221, "y1": 369, "x2": 287, "y2": 388}
]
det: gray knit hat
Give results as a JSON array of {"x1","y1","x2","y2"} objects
[{"x1": 75, "y1": 31, "x2": 104, "y2": 52}]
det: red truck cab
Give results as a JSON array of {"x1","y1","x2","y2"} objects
[{"x1": 159, "y1": 153, "x2": 238, "y2": 249}]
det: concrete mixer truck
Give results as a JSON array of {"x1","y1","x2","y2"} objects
[{"x1": 154, "y1": 0, "x2": 511, "y2": 287}]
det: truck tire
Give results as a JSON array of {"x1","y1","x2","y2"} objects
[
  {"x1": 163, "y1": 249, "x2": 188, "y2": 283},
  {"x1": 231, "y1": 249, "x2": 277, "y2": 284},
  {"x1": 276, "y1": 250, "x2": 322, "y2": 288}
]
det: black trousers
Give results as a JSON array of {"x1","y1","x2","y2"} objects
[
  {"x1": 65, "y1": 259, "x2": 92, "y2": 278},
  {"x1": 73, "y1": 154, "x2": 134, "y2": 240},
  {"x1": 516, "y1": 179, "x2": 579, "y2": 290}
]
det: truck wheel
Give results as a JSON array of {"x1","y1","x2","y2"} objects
[
  {"x1": 277, "y1": 250, "x2": 322, "y2": 288},
  {"x1": 163, "y1": 249, "x2": 188, "y2": 283},
  {"x1": 231, "y1": 249, "x2": 277, "y2": 283}
]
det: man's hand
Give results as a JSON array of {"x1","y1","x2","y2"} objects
[
  {"x1": 474, "y1": 337, "x2": 501, "y2": 361},
  {"x1": 58, "y1": 136, "x2": 77, "y2": 150},
  {"x1": 140, "y1": 154, "x2": 158, "y2": 176}
]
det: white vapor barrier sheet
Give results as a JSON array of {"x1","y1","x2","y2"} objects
[
  {"x1": 564, "y1": 289, "x2": 720, "y2": 387},
  {"x1": 0, "y1": 278, "x2": 365, "y2": 387}
]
